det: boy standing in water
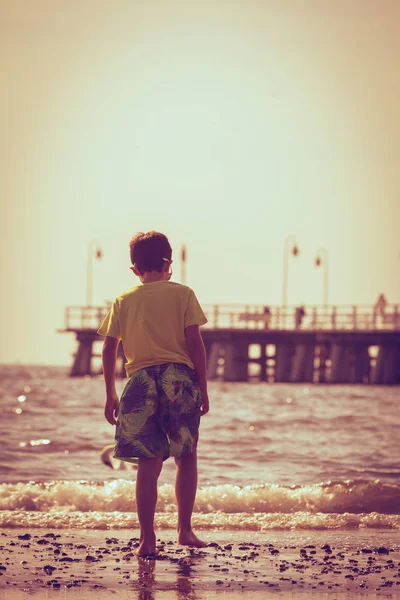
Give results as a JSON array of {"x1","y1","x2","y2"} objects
[{"x1": 98, "y1": 231, "x2": 209, "y2": 556}]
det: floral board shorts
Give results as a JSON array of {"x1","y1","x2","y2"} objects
[{"x1": 114, "y1": 363, "x2": 202, "y2": 463}]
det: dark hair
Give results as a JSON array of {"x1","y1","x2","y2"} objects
[{"x1": 129, "y1": 231, "x2": 172, "y2": 274}]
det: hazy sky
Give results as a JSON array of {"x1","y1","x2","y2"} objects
[{"x1": 1, "y1": 0, "x2": 399, "y2": 365}]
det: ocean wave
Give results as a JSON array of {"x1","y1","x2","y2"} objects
[{"x1": 0, "y1": 479, "x2": 399, "y2": 515}]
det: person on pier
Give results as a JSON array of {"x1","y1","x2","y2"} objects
[{"x1": 97, "y1": 231, "x2": 210, "y2": 557}]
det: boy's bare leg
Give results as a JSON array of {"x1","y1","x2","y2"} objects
[
  {"x1": 175, "y1": 451, "x2": 206, "y2": 547},
  {"x1": 136, "y1": 456, "x2": 163, "y2": 556}
]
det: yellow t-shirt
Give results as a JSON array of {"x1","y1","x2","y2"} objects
[{"x1": 97, "y1": 281, "x2": 207, "y2": 377}]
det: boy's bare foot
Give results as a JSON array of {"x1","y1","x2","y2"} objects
[
  {"x1": 178, "y1": 529, "x2": 206, "y2": 548},
  {"x1": 137, "y1": 534, "x2": 157, "y2": 557}
]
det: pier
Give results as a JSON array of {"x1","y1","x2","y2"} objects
[{"x1": 59, "y1": 303, "x2": 400, "y2": 384}]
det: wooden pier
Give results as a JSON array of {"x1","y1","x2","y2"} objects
[{"x1": 59, "y1": 302, "x2": 400, "y2": 384}]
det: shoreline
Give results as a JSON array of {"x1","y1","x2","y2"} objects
[{"x1": 1, "y1": 528, "x2": 400, "y2": 599}]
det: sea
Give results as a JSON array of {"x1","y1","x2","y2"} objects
[{"x1": 1, "y1": 364, "x2": 399, "y2": 531}]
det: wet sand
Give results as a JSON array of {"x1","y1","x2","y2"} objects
[{"x1": 1, "y1": 528, "x2": 400, "y2": 599}]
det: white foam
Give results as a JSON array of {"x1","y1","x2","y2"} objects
[
  {"x1": 0, "y1": 479, "x2": 399, "y2": 518},
  {"x1": 0, "y1": 510, "x2": 399, "y2": 531}
]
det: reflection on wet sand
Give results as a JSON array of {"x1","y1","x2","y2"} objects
[
  {"x1": 138, "y1": 558, "x2": 156, "y2": 600},
  {"x1": 176, "y1": 556, "x2": 197, "y2": 600},
  {"x1": 137, "y1": 554, "x2": 198, "y2": 600}
]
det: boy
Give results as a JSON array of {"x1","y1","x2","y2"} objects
[{"x1": 97, "y1": 231, "x2": 209, "y2": 557}]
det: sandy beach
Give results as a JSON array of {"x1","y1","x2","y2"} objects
[
  {"x1": 2, "y1": 371, "x2": 400, "y2": 598},
  {"x1": 1, "y1": 528, "x2": 400, "y2": 599}
]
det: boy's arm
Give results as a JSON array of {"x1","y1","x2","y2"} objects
[
  {"x1": 184, "y1": 324, "x2": 209, "y2": 416},
  {"x1": 102, "y1": 336, "x2": 120, "y2": 425}
]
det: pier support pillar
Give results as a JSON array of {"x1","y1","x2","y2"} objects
[
  {"x1": 260, "y1": 344, "x2": 267, "y2": 382},
  {"x1": 330, "y1": 343, "x2": 373, "y2": 384},
  {"x1": 223, "y1": 342, "x2": 249, "y2": 382},
  {"x1": 316, "y1": 344, "x2": 329, "y2": 383},
  {"x1": 71, "y1": 334, "x2": 94, "y2": 377},
  {"x1": 290, "y1": 345, "x2": 315, "y2": 383},
  {"x1": 329, "y1": 344, "x2": 352, "y2": 383},
  {"x1": 352, "y1": 346, "x2": 371, "y2": 384},
  {"x1": 372, "y1": 346, "x2": 400, "y2": 384},
  {"x1": 275, "y1": 344, "x2": 294, "y2": 383},
  {"x1": 207, "y1": 343, "x2": 222, "y2": 380}
]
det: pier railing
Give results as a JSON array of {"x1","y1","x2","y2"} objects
[{"x1": 64, "y1": 303, "x2": 400, "y2": 332}]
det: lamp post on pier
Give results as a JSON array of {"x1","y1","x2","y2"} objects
[
  {"x1": 282, "y1": 236, "x2": 300, "y2": 326},
  {"x1": 87, "y1": 240, "x2": 103, "y2": 307},
  {"x1": 282, "y1": 236, "x2": 300, "y2": 307},
  {"x1": 315, "y1": 247, "x2": 329, "y2": 307}
]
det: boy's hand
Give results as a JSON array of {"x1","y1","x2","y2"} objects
[
  {"x1": 200, "y1": 393, "x2": 210, "y2": 416},
  {"x1": 105, "y1": 394, "x2": 119, "y2": 426}
]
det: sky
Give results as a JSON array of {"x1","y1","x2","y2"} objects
[{"x1": 1, "y1": 0, "x2": 399, "y2": 365}]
